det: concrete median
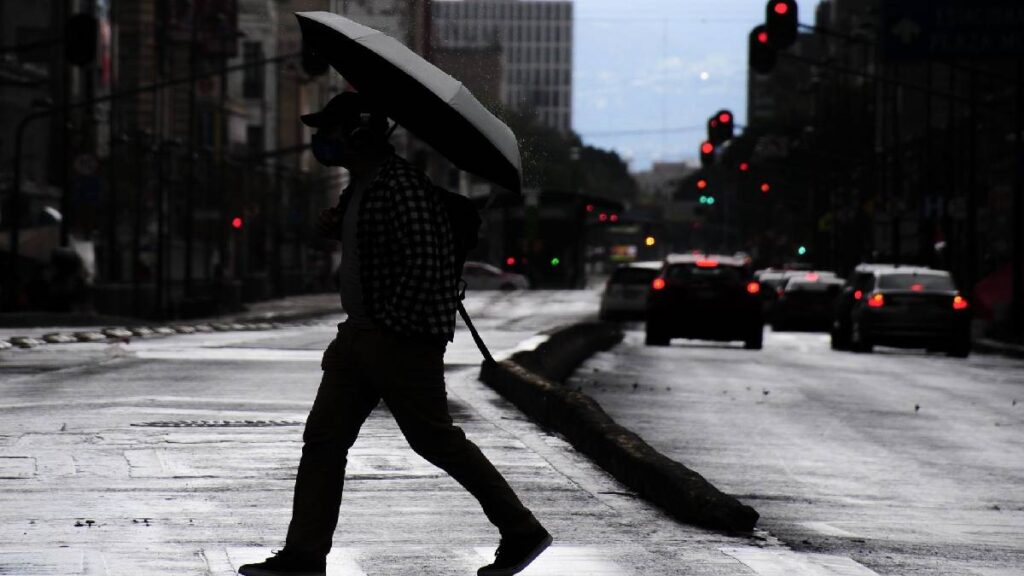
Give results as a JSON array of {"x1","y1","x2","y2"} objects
[{"x1": 479, "y1": 322, "x2": 760, "y2": 533}]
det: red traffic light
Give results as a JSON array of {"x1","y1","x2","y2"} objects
[
  {"x1": 506, "y1": 256, "x2": 517, "y2": 266},
  {"x1": 739, "y1": 162, "x2": 750, "y2": 172},
  {"x1": 696, "y1": 179, "x2": 708, "y2": 190},
  {"x1": 758, "y1": 30, "x2": 769, "y2": 44},
  {"x1": 586, "y1": 204, "x2": 594, "y2": 212},
  {"x1": 610, "y1": 213, "x2": 619, "y2": 222},
  {"x1": 701, "y1": 141, "x2": 714, "y2": 154},
  {"x1": 760, "y1": 183, "x2": 771, "y2": 193},
  {"x1": 231, "y1": 217, "x2": 243, "y2": 229},
  {"x1": 773, "y1": 2, "x2": 789, "y2": 15},
  {"x1": 718, "y1": 112, "x2": 732, "y2": 123},
  {"x1": 599, "y1": 212, "x2": 608, "y2": 222}
]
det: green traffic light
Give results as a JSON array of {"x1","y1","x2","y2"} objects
[
  {"x1": 707, "y1": 196, "x2": 716, "y2": 205},
  {"x1": 699, "y1": 196, "x2": 707, "y2": 204},
  {"x1": 797, "y1": 246, "x2": 807, "y2": 255},
  {"x1": 550, "y1": 257, "x2": 561, "y2": 267}
]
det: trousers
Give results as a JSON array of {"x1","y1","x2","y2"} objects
[{"x1": 284, "y1": 321, "x2": 540, "y2": 558}]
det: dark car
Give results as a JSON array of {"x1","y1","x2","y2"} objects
[
  {"x1": 772, "y1": 272, "x2": 844, "y2": 332},
  {"x1": 599, "y1": 261, "x2": 662, "y2": 320},
  {"x1": 645, "y1": 254, "x2": 763, "y2": 349},
  {"x1": 831, "y1": 264, "x2": 971, "y2": 357}
]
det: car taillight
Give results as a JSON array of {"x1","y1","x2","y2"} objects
[
  {"x1": 910, "y1": 283, "x2": 924, "y2": 292},
  {"x1": 952, "y1": 295, "x2": 969, "y2": 310},
  {"x1": 652, "y1": 278, "x2": 666, "y2": 291},
  {"x1": 695, "y1": 259, "x2": 719, "y2": 268},
  {"x1": 747, "y1": 281, "x2": 761, "y2": 294},
  {"x1": 805, "y1": 273, "x2": 819, "y2": 281},
  {"x1": 854, "y1": 290, "x2": 863, "y2": 300},
  {"x1": 867, "y1": 293, "x2": 885, "y2": 308}
]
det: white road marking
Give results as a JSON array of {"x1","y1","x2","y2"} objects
[
  {"x1": 473, "y1": 546, "x2": 629, "y2": 575},
  {"x1": 224, "y1": 548, "x2": 367, "y2": 576},
  {"x1": 721, "y1": 547, "x2": 881, "y2": 576},
  {"x1": 0, "y1": 548, "x2": 85, "y2": 574},
  {"x1": 800, "y1": 521, "x2": 863, "y2": 538}
]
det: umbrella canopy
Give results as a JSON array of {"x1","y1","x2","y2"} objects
[{"x1": 296, "y1": 11, "x2": 522, "y2": 195}]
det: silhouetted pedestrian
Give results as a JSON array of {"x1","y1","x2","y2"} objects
[{"x1": 239, "y1": 92, "x2": 550, "y2": 576}]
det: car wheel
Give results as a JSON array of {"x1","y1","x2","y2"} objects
[
  {"x1": 645, "y1": 327, "x2": 670, "y2": 346},
  {"x1": 830, "y1": 320, "x2": 851, "y2": 350},
  {"x1": 946, "y1": 339, "x2": 971, "y2": 358},
  {"x1": 744, "y1": 327, "x2": 763, "y2": 350},
  {"x1": 850, "y1": 320, "x2": 873, "y2": 353}
]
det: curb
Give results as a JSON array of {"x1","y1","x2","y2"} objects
[
  {"x1": 974, "y1": 337, "x2": 1024, "y2": 359},
  {"x1": 478, "y1": 322, "x2": 760, "y2": 533},
  {"x1": 0, "y1": 307, "x2": 340, "y2": 352}
]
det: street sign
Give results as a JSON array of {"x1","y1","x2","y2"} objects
[{"x1": 883, "y1": 0, "x2": 1024, "y2": 60}]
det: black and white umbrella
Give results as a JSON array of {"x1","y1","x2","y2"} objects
[{"x1": 296, "y1": 11, "x2": 522, "y2": 195}]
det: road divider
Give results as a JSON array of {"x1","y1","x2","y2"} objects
[{"x1": 479, "y1": 321, "x2": 760, "y2": 533}]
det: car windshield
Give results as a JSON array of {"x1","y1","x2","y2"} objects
[
  {"x1": 610, "y1": 267, "x2": 659, "y2": 285},
  {"x1": 786, "y1": 280, "x2": 841, "y2": 293},
  {"x1": 667, "y1": 264, "x2": 743, "y2": 284},
  {"x1": 877, "y1": 273, "x2": 954, "y2": 291}
]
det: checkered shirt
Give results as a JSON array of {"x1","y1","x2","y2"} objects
[{"x1": 336, "y1": 153, "x2": 459, "y2": 340}]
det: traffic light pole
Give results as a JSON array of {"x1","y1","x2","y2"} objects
[{"x1": 1015, "y1": 63, "x2": 1024, "y2": 338}]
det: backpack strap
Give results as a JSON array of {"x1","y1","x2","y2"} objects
[{"x1": 458, "y1": 301, "x2": 495, "y2": 366}]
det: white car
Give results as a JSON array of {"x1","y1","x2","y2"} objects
[
  {"x1": 599, "y1": 261, "x2": 663, "y2": 320},
  {"x1": 462, "y1": 261, "x2": 530, "y2": 291}
]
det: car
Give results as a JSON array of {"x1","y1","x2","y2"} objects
[
  {"x1": 462, "y1": 261, "x2": 530, "y2": 291},
  {"x1": 598, "y1": 261, "x2": 662, "y2": 320},
  {"x1": 772, "y1": 272, "x2": 844, "y2": 332},
  {"x1": 830, "y1": 264, "x2": 971, "y2": 357},
  {"x1": 756, "y1": 268, "x2": 838, "y2": 316},
  {"x1": 645, "y1": 253, "x2": 764, "y2": 349}
]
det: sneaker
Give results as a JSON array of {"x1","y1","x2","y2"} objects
[
  {"x1": 237, "y1": 549, "x2": 326, "y2": 576},
  {"x1": 477, "y1": 528, "x2": 553, "y2": 576}
]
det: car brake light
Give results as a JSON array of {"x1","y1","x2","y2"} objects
[
  {"x1": 867, "y1": 293, "x2": 885, "y2": 308},
  {"x1": 652, "y1": 278, "x2": 666, "y2": 291},
  {"x1": 805, "y1": 273, "x2": 819, "y2": 281},
  {"x1": 952, "y1": 295, "x2": 969, "y2": 310},
  {"x1": 695, "y1": 259, "x2": 719, "y2": 268},
  {"x1": 910, "y1": 283, "x2": 924, "y2": 292},
  {"x1": 854, "y1": 290, "x2": 863, "y2": 300}
]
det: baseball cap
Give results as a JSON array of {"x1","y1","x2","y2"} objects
[{"x1": 300, "y1": 91, "x2": 387, "y2": 130}]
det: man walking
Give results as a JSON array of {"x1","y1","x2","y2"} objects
[{"x1": 238, "y1": 92, "x2": 551, "y2": 576}]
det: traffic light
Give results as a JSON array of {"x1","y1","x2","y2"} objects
[
  {"x1": 696, "y1": 178, "x2": 708, "y2": 190},
  {"x1": 760, "y1": 182, "x2": 771, "y2": 194},
  {"x1": 797, "y1": 245, "x2": 807, "y2": 256},
  {"x1": 644, "y1": 235, "x2": 656, "y2": 247},
  {"x1": 766, "y1": 0, "x2": 798, "y2": 50},
  {"x1": 231, "y1": 217, "x2": 244, "y2": 229},
  {"x1": 302, "y1": 40, "x2": 329, "y2": 77},
  {"x1": 699, "y1": 195, "x2": 716, "y2": 205},
  {"x1": 739, "y1": 162, "x2": 750, "y2": 172},
  {"x1": 65, "y1": 13, "x2": 98, "y2": 67},
  {"x1": 700, "y1": 141, "x2": 715, "y2": 168},
  {"x1": 712, "y1": 110, "x2": 734, "y2": 143},
  {"x1": 749, "y1": 25, "x2": 776, "y2": 74}
]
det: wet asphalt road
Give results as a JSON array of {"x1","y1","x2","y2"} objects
[{"x1": 571, "y1": 325, "x2": 1024, "y2": 576}]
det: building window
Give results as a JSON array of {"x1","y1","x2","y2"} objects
[
  {"x1": 242, "y1": 41, "x2": 264, "y2": 99},
  {"x1": 247, "y1": 125, "x2": 264, "y2": 156}
]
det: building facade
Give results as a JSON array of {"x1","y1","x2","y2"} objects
[{"x1": 432, "y1": 0, "x2": 573, "y2": 133}]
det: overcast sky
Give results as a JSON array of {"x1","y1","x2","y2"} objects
[{"x1": 572, "y1": 0, "x2": 815, "y2": 173}]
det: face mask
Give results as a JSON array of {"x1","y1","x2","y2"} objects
[{"x1": 311, "y1": 132, "x2": 345, "y2": 166}]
